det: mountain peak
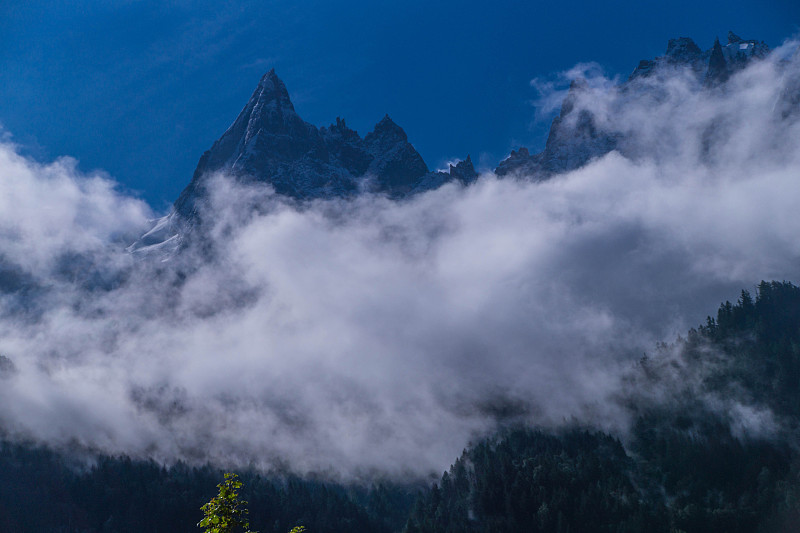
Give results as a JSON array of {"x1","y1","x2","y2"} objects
[
  {"x1": 362, "y1": 114, "x2": 428, "y2": 192},
  {"x1": 368, "y1": 114, "x2": 408, "y2": 142},
  {"x1": 727, "y1": 31, "x2": 744, "y2": 45},
  {"x1": 172, "y1": 70, "x2": 450, "y2": 217},
  {"x1": 705, "y1": 37, "x2": 730, "y2": 86},
  {"x1": 449, "y1": 155, "x2": 478, "y2": 185},
  {"x1": 252, "y1": 68, "x2": 294, "y2": 112},
  {"x1": 665, "y1": 37, "x2": 702, "y2": 63}
]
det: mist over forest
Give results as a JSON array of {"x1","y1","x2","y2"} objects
[{"x1": 1, "y1": 29, "x2": 800, "y2": 533}]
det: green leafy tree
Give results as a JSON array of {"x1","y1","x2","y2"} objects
[{"x1": 198, "y1": 473, "x2": 255, "y2": 533}]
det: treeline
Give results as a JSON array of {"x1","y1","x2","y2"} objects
[
  {"x1": 405, "y1": 429, "x2": 667, "y2": 533},
  {"x1": 406, "y1": 424, "x2": 799, "y2": 532},
  {"x1": 694, "y1": 280, "x2": 800, "y2": 418},
  {"x1": 0, "y1": 442, "x2": 415, "y2": 532}
]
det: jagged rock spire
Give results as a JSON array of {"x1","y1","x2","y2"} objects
[
  {"x1": 449, "y1": 155, "x2": 477, "y2": 185},
  {"x1": 727, "y1": 31, "x2": 744, "y2": 44},
  {"x1": 254, "y1": 68, "x2": 294, "y2": 110},
  {"x1": 705, "y1": 37, "x2": 730, "y2": 86},
  {"x1": 364, "y1": 115, "x2": 429, "y2": 191},
  {"x1": 367, "y1": 115, "x2": 409, "y2": 142},
  {"x1": 665, "y1": 37, "x2": 702, "y2": 64}
]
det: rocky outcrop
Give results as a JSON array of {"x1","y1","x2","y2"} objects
[
  {"x1": 448, "y1": 155, "x2": 478, "y2": 185},
  {"x1": 495, "y1": 79, "x2": 616, "y2": 178},
  {"x1": 705, "y1": 37, "x2": 730, "y2": 86},
  {"x1": 363, "y1": 115, "x2": 430, "y2": 194}
]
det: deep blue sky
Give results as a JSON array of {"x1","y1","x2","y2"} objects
[{"x1": 1, "y1": 1, "x2": 798, "y2": 210}]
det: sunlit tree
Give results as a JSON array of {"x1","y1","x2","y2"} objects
[
  {"x1": 198, "y1": 473, "x2": 308, "y2": 533},
  {"x1": 198, "y1": 473, "x2": 255, "y2": 533}
]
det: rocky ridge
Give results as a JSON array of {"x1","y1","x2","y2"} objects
[
  {"x1": 495, "y1": 31, "x2": 772, "y2": 178},
  {"x1": 131, "y1": 32, "x2": 784, "y2": 255},
  {"x1": 173, "y1": 69, "x2": 476, "y2": 222}
]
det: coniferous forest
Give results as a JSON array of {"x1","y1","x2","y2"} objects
[{"x1": 2, "y1": 281, "x2": 800, "y2": 532}]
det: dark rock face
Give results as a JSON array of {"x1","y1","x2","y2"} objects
[
  {"x1": 629, "y1": 59, "x2": 657, "y2": 79},
  {"x1": 705, "y1": 37, "x2": 730, "y2": 86},
  {"x1": 665, "y1": 37, "x2": 703, "y2": 65},
  {"x1": 628, "y1": 33, "x2": 768, "y2": 83},
  {"x1": 448, "y1": 155, "x2": 478, "y2": 185},
  {"x1": 363, "y1": 115, "x2": 430, "y2": 193},
  {"x1": 541, "y1": 79, "x2": 617, "y2": 174},
  {"x1": 496, "y1": 32, "x2": 772, "y2": 180},
  {"x1": 494, "y1": 147, "x2": 541, "y2": 177},
  {"x1": 174, "y1": 70, "x2": 470, "y2": 220},
  {"x1": 320, "y1": 117, "x2": 372, "y2": 176},
  {"x1": 496, "y1": 79, "x2": 617, "y2": 178}
]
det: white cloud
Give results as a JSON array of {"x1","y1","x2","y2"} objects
[{"x1": 0, "y1": 42, "x2": 799, "y2": 479}]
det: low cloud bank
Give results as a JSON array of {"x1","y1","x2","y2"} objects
[{"x1": 1, "y1": 41, "x2": 800, "y2": 479}]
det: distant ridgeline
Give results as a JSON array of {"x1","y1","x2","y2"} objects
[
  {"x1": 177, "y1": 32, "x2": 772, "y2": 208},
  {"x1": 130, "y1": 31, "x2": 791, "y2": 255},
  {"x1": 2, "y1": 280, "x2": 800, "y2": 532},
  {"x1": 495, "y1": 31, "x2": 774, "y2": 178}
]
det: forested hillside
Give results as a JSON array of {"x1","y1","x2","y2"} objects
[{"x1": 406, "y1": 281, "x2": 800, "y2": 533}]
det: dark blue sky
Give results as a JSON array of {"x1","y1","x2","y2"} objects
[{"x1": 1, "y1": 1, "x2": 798, "y2": 210}]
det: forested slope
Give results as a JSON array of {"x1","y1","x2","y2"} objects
[{"x1": 406, "y1": 281, "x2": 800, "y2": 533}]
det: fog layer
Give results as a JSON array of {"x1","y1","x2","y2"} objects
[{"x1": 1, "y1": 42, "x2": 799, "y2": 479}]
